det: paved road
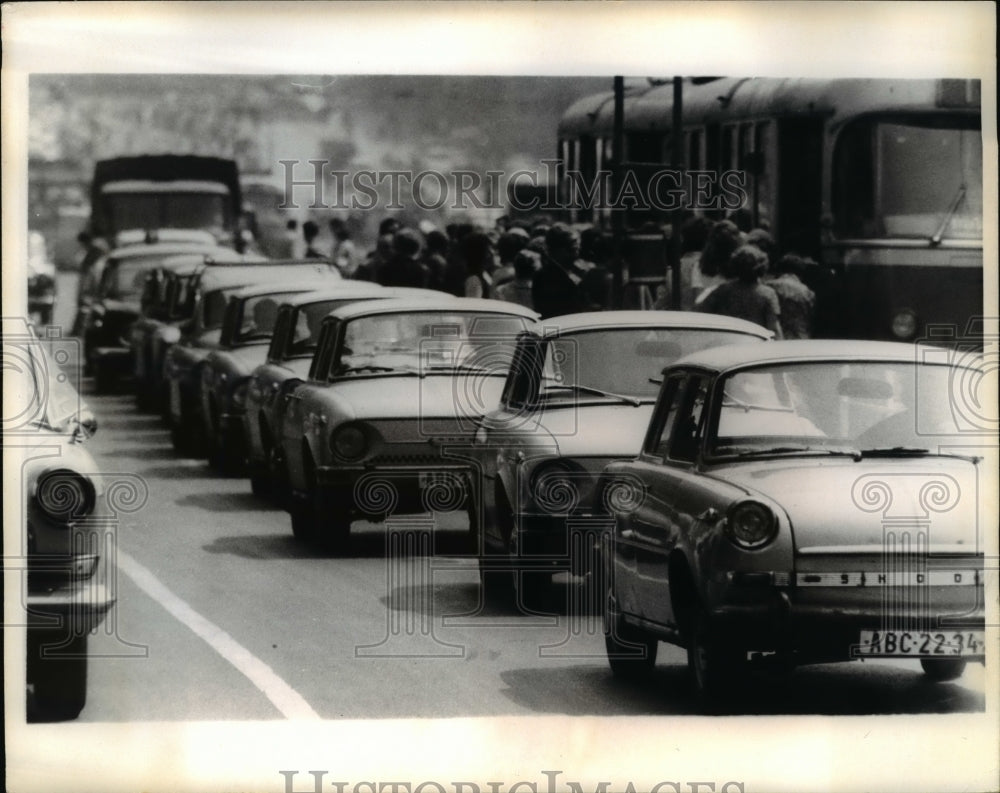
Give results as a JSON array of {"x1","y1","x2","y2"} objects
[{"x1": 67, "y1": 381, "x2": 987, "y2": 723}]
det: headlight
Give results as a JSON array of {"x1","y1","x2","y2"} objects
[
  {"x1": 231, "y1": 379, "x2": 249, "y2": 410},
  {"x1": 724, "y1": 501, "x2": 777, "y2": 550},
  {"x1": 331, "y1": 423, "x2": 369, "y2": 461},
  {"x1": 891, "y1": 308, "x2": 918, "y2": 340},
  {"x1": 36, "y1": 469, "x2": 97, "y2": 522},
  {"x1": 529, "y1": 459, "x2": 584, "y2": 514}
]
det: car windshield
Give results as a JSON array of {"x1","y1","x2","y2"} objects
[
  {"x1": 541, "y1": 328, "x2": 763, "y2": 400},
  {"x1": 709, "y1": 360, "x2": 980, "y2": 458},
  {"x1": 336, "y1": 311, "x2": 531, "y2": 375},
  {"x1": 833, "y1": 114, "x2": 982, "y2": 241},
  {"x1": 236, "y1": 291, "x2": 302, "y2": 343},
  {"x1": 104, "y1": 192, "x2": 229, "y2": 235},
  {"x1": 100, "y1": 257, "x2": 162, "y2": 301},
  {"x1": 285, "y1": 298, "x2": 372, "y2": 357}
]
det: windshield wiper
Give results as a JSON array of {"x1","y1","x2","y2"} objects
[
  {"x1": 542, "y1": 383, "x2": 642, "y2": 407},
  {"x1": 721, "y1": 392, "x2": 793, "y2": 413},
  {"x1": 859, "y1": 446, "x2": 930, "y2": 457},
  {"x1": 336, "y1": 364, "x2": 413, "y2": 375},
  {"x1": 423, "y1": 363, "x2": 504, "y2": 375},
  {"x1": 930, "y1": 184, "x2": 966, "y2": 246},
  {"x1": 721, "y1": 444, "x2": 863, "y2": 460}
]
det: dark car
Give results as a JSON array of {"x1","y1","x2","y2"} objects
[
  {"x1": 130, "y1": 248, "x2": 262, "y2": 409},
  {"x1": 164, "y1": 260, "x2": 341, "y2": 455},
  {"x1": 599, "y1": 340, "x2": 988, "y2": 709},
  {"x1": 243, "y1": 285, "x2": 447, "y2": 499},
  {"x1": 81, "y1": 232, "x2": 232, "y2": 392}
]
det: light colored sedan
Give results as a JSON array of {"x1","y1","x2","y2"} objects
[
  {"x1": 280, "y1": 297, "x2": 538, "y2": 553},
  {"x1": 600, "y1": 340, "x2": 989, "y2": 709}
]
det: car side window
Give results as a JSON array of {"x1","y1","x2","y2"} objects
[
  {"x1": 643, "y1": 374, "x2": 687, "y2": 460},
  {"x1": 668, "y1": 375, "x2": 710, "y2": 463}
]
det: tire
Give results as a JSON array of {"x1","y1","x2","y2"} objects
[
  {"x1": 170, "y1": 421, "x2": 201, "y2": 456},
  {"x1": 312, "y1": 486, "x2": 351, "y2": 555},
  {"x1": 687, "y1": 605, "x2": 744, "y2": 711},
  {"x1": 291, "y1": 485, "x2": 351, "y2": 555},
  {"x1": 93, "y1": 359, "x2": 112, "y2": 395},
  {"x1": 920, "y1": 658, "x2": 967, "y2": 682},
  {"x1": 27, "y1": 631, "x2": 88, "y2": 722},
  {"x1": 513, "y1": 568, "x2": 553, "y2": 613},
  {"x1": 604, "y1": 609, "x2": 658, "y2": 680},
  {"x1": 249, "y1": 465, "x2": 271, "y2": 499}
]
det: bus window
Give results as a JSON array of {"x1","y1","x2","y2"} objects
[
  {"x1": 687, "y1": 129, "x2": 703, "y2": 170},
  {"x1": 627, "y1": 132, "x2": 664, "y2": 164},
  {"x1": 754, "y1": 121, "x2": 775, "y2": 229},
  {"x1": 833, "y1": 115, "x2": 983, "y2": 241},
  {"x1": 721, "y1": 125, "x2": 735, "y2": 172}
]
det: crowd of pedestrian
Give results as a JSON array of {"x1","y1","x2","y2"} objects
[{"x1": 282, "y1": 209, "x2": 827, "y2": 337}]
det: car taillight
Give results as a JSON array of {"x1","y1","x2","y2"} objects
[
  {"x1": 331, "y1": 424, "x2": 368, "y2": 461},
  {"x1": 724, "y1": 501, "x2": 777, "y2": 550},
  {"x1": 36, "y1": 469, "x2": 96, "y2": 522}
]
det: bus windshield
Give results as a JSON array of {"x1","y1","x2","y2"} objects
[{"x1": 833, "y1": 114, "x2": 982, "y2": 241}]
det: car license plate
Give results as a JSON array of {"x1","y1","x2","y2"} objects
[{"x1": 857, "y1": 630, "x2": 985, "y2": 657}]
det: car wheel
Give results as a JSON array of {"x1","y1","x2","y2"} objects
[
  {"x1": 267, "y1": 447, "x2": 292, "y2": 510},
  {"x1": 513, "y1": 569, "x2": 553, "y2": 613},
  {"x1": 170, "y1": 421, "x2": 202, "y2": 457},
  {"x1": 249, "y1": 464, "x2": 271, "y2": 499},
  {"x1": 604, "y1": 608, "x2": 658, "y2": 680},
  {"x1": 311, "y1": 486, "x2": 351, "y2": 556},
  {"x1": 687, "y1": 604, "x2": 744, "y2": 711},
  {"x1": 920, "y1": 658, "x2": 967, "y2": 682},
  {"x1": 27, "y1": 631, "x2": 88, "y2": 722},
  {"x1": 93, "y1": 359, "x2": 112, "y2": 394}
]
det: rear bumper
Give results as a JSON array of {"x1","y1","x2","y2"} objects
[
  {"x1": 704, "y1": 584, "x2": 986, "y2": 662},
  {"x1": 26, "y1": 586, "x2": 116, "y2": 635}
]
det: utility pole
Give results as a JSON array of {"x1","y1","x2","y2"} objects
[{"x1": 670, "y1": 76, "x2": 684, "y2": 309}]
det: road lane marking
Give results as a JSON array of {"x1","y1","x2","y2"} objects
[{"x1": 118, "y1": 549, "x2": 321, "y2": 720}]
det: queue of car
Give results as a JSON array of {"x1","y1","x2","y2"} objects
[{"x1": 17, "y1": 237, "x2": 990, "y2": 719}]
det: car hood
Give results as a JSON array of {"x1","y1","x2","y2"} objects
[
  {"x1": 711, "y1": 456, "x2": 982, "y2": 553},
  {"x1": 217, "y1": 343, "x2": 269, "y2": 376},
  {"x1": 324, "y1": 373, "x2": 507, "y2": 421},
  {"x1": 531, "y1": 402, "x2": 655, "y2": 458}
]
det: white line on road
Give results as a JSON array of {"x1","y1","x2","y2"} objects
[{"x1": 118, "y1": 549, "x2": 321, "y2": 720}]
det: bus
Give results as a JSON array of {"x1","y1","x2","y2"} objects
[{"x1": 556, "y1": 78, "x2": 983, "y2": 344}]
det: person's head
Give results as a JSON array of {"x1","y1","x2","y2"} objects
[
  {"x1": 392, "y1": 228, "x2": 423, "y2": 258},
  {"x1": 460, "y1": 230, "x2": 494, "y2": 274},
  {"x1": 699, "y1": 219, "x2": 742, "y2": 277},
  {"x1": 329, "y1": 218, "x2": 345, "y2": 234},
  {"x1": 303, "y1": 220, "x2": 319, "y2": 242},
  {"x1": 374, "y1": 232, "x2": 395, "y2": 261},
  {"x1": 513, "y1": 249, "x2": 541, "y2": 280},
  {"x1": 746, "y1": 228, "x2": 776, "y2": 267},
  {"x1": 286, "y1": 219, "x2": 298, "y2": 232},
  {"x1": 379, "y1": 217, "x2": 401, "y2": 236},
  {"x1": 335, "y1": 227, "x2": 351, "y2": 242},
  {"x1": 545, "y1": 223, "x2": 580, "y2": 265},
  {"x1": 497, "y1": 229, "x2": 529, "y2": 262},
  {"x1": 727, "y1": 207, "x2": 754, "y2": 233},
  {"x1": 775, "y1": 253, "x2": 806, "y2": 278},
  {"x1": 730, "y1": 244, "x2": 770, "y2": 283},
  {"x1": 424, "y1": 229, "x2": 449, "y2": 255},
  {"x1": 680, "y1": 215, "x2": 713, "y2": 254}
]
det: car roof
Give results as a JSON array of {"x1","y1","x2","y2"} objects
[
  {"x1": 229, "y1": 281, "x2": 366, "y2": 301},
  {"x1": 324, "y1": 296, "x2": 540, "y2": 322},
  {"x1": 148, "y1": 249, "x2": 259, "y2": 275},
  {"x1": 197, "y1": 262, "x2": 341, "y2": 290},
  {"x1": 107, "y1": 241, "x2": 226, "y2": 261},
  {"x1": 274, "y1": 285, "x2": 449, "y2": 309},
  {"x1": 534, "y1": 310, "x2": 772, "y2": 338},
  {"x1": 668, "y1": 339, "x2": 971, "y2": 373}
]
